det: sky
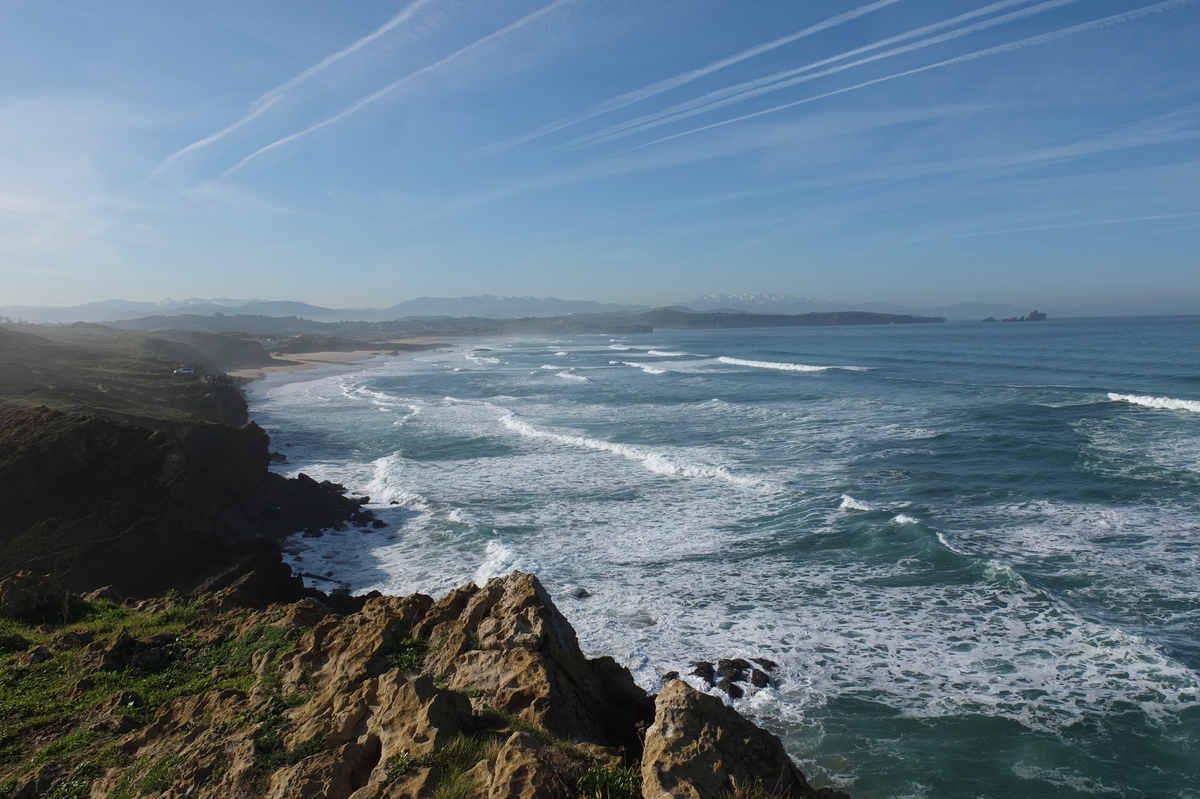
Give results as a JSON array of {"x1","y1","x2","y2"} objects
[{"x1": 1, "y1": 0, "x2": 1198, "y2": 316}]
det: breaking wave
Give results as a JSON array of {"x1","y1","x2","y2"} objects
[{"x1": 1108, "y1": 393, "x2": 1200, "y2": 413}]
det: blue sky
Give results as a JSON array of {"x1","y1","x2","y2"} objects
[{"x1": 1, "y1": 0, "x2": 1197, "y2": 315}]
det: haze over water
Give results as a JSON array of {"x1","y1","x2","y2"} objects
[{"x1": 249, "y1": 316, "x2": 1200, "y2": 798}]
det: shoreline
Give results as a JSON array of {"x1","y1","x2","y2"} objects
[{"x1": 227, "y1": 337, "x2": 448, "y2": 387}]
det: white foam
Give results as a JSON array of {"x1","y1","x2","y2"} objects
[
  {"x1": 255, "y1": 331, "x2": 1200, "y2": 752},
  {"x1": 893, "y1": 514, "x2": 919, "y2": 525},
  {"x1": 719, "y1": 356, "x2": 829, "y2": 372},
  {"x1": 717, "y1": 356, "x2": 869, "y2": 373},
  {"x1": 647, "y1": 350, "x2": 689, "y2": 357},
  {"x1": 949, "y1": 499, "x2": 1200, "y2": 627},
  {"x1": 499, "y1": 412, "x2": 762, "y2": 488},
  {"x1": 621, "y1": 361, "x2": 666, "y2": 375},
  {"x1": 840, "y1": 495, "x2": 875, "y2": 512},
  {"x1": 1108, "y1": 393, "x2": 1200, "y2": 413},
  {"x1": 1010, "y1": 762, "x2": 1123, "y2": 794},
  {"x1": 557, "y1": 371, "x2": 588, "y2": 382},
  {"x1": 474, "y1": 540, "x2": 525, "y2": 586},
  {"x1": 364, "y1": 454, "x2": 432, "y2": 510},
  {"x1": 934, "y1": 531, "x2": 973, "y2": 557}
]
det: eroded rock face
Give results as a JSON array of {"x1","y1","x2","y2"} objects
[
  {"x1": 642, "y1": 680, "x2": 847, "y2": 799},
  {"x1": 416, "y1": 572, "x2": 655, "y2": 753},
  {"x1": 3, "y1": 573, "x2": 851, "y2": 799}
]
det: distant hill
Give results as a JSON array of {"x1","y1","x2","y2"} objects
[
  {"x1": 0, "y1": 295, "x2": 650, "y2": 324},
  {"x1": 686, "y1": 293, "x2": 1024, "y2": 320},
  {"x1": 630, "y1": 308, "x2": 944, "y2": 329},
  {"x1": 3, "y1": 293, "x2": 1021, "y2": 325},
  {"x1": 379, "y1": 295, "x2": 649, "y2": 318}
]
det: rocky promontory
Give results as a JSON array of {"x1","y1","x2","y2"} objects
[
  {"x1": 0, "y1": 324, "x2": 853, "y2": 798},
  {"x1": 0, "y1": 571, "x2": 849, "y2": 799},
  {"x1": 0, "y1": 325, "x2": 372, "y2": 601}
]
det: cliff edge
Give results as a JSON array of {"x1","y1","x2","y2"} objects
[
  {"x1": 0, "y1": 326, "x2": 370, "y2": 600},
  {"x1": 0, "y1": 571, "x2": 848, "y2": 799}
]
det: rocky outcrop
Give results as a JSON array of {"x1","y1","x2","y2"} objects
[
  {"x1": 0, "y1": 572, "x2": 849, "y2": 799},
  {"x1": 642, "y1": 681, "x2": 850, "y2": 799},
  {"x1": 0, "y1": 571, "x2": 68, "y2": 621},
  {"x1": 0, "y1": 403, "x2": 367, "y2": 600}
]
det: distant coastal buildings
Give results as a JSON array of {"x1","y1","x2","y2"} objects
[{"x1": 983, "y1": 310, "x2": 1047, "y2": 322}]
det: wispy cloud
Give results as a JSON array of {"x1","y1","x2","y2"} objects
[
  {"x1": 560, "y1": 0, "x2": 1083, "y2": 152},
  {"x1": 152, "y1": 0, "x2": 439, "y2": 177},
  {"x1": 219, "y1": 0, "x2": 576, "y2": 178},
  {"x1": 471, "y1": 0, "x2": 903, "y2": 157},
  {"x1": 409, "y1": 98, "x2": 1200, "y2": 240},
  {"x1": 637, "y1": 0, "x2": 1200, "y2": 150}
]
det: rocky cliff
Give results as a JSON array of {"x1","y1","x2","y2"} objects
[
  {"x1": 0, "y1": 324, "x2": 854, "y2": 798},
  {"x1": 0, "y1": 571, "x2": 849, "y2": 799},
  {"x1": 0, "y1": 403, "x2": 367, "y2": 601},
  {"x1": 0, "y1": 325, "x2": 374, "y2": 601}
]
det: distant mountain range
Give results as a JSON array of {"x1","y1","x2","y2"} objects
[
  {"x1": 0, "y1": 296, "x2": 651, "y2": 324},
  {"x1": 0, "y1": 293, "x2": 1025, "y2": 325}
]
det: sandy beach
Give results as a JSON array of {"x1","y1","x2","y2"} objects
[{"x1": 226, "y1": 338, "x2": 445, "y2": 382}]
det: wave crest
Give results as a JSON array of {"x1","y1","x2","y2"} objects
[
  {"x1": 1108, "y1": 393, "x2": 1200, "y2": 413},
  {"x1": 717, "y1": 356, "x2": 869, "y2": 373},
  {"x1": 500, "y1": 412, "x2": 760, "y2": 487}
]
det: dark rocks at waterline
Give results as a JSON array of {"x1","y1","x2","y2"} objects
[
  {"x1": 690, "y1": 661, "x2": 717, "y2": 686},
  {"x1": 685, "y1": 656, "x2": 778, "y2": 698},
  {"x1": 717, "y1": 677, "x2": 744, "y2": 699},
  {"x1": 717, "y1": 657, "x2": 752, "y2": 680}
]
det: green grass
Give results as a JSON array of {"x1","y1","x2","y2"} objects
[
  {"x1": 0, "y1": 597, "x2": 311, "y2": 797},
  {"x1": 387, "y1": 637, "x2": 429, "y2": 673},
  {"x1": 576, "y1": 765, "x2": 642, "y2": 799},
  {"x1": 386, "y1": 733, "x2": 503, "y2": 799},
  {"x1": 476, "y1": 705, "x2": 575, "y2": 752},
  {"x1": 250, "y1": 693, "x2": 320, "y2": 771}
]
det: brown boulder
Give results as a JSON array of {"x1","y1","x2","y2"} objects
[
  {"x1": 642, "y1": 680, "x2": 825, "y2": 799},
  {"x1": 0, "y1": 571, "x2": 67, "y2": 620}
]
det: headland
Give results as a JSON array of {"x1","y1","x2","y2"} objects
[{"x1": 0, "y1": 323, "x2": 851, "y2": 798}]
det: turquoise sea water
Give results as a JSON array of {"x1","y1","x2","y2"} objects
[{"x1": 248, "y1": 316, "x2": 1200, "y2": 798}]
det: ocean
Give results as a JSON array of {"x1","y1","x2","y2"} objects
[{"x1": 246, "y1": 315, "x2": 1200, "y2": 798}]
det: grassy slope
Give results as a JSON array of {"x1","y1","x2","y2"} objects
[
  {"x1": 0, "y1": 325, "x2": 244, "y2": 427},
  {"x1": 0, "y1": 595, "x2": 643, "y2": 799},
  {"x1": 0, "y1": 594, "x2": 302, "y2": 797}
]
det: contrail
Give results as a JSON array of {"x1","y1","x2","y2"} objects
[
  {"x1": 153, "y1": 0, "x2": 437, "y2": 176},
  {"x1": 638, "y1": 0, "x2": 1200, "y2": 150},
  {"x1": 220, "y1": 0, "x2": 575, "y2": 178},
  {"x1": 563, "y1": 0, "x2": 1081, "y2": 151},
  {"x1": 472, "y1": 0, "x2": 903, "y2": 157}
]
